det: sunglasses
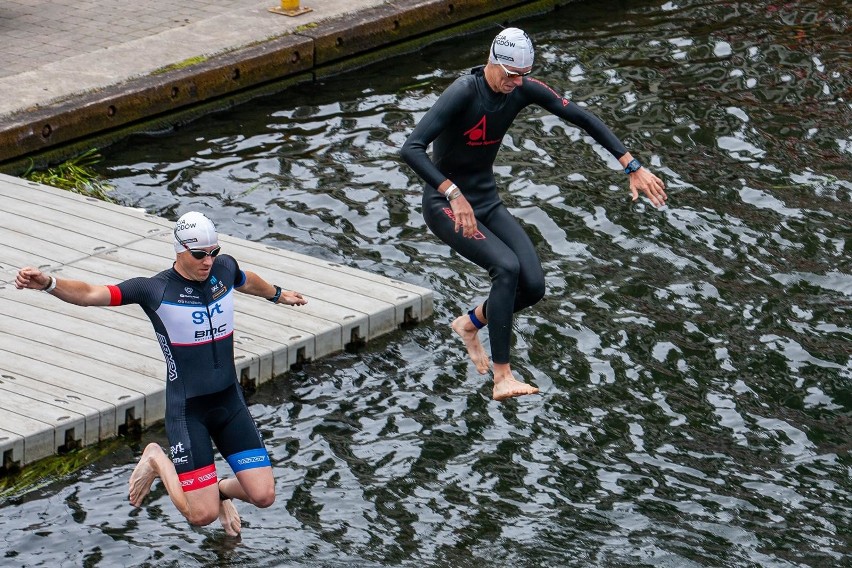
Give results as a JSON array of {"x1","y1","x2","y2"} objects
[
  {"x1": 174, "y1": 227, "x2": 220, "y2": 259},
  {"x1": 497, "y1": 61, "x2": 532, "y2": 78},
  {"x1": 186, "y1": 246, "x2": 221, "y2": 260}
]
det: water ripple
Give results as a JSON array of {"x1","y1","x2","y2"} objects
[{"x1": 3, "y1": 1, "x2": 850, "y2": 567}]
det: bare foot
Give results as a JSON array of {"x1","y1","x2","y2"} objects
[
  {"x1": 219, "y1": 498, "x2": 241, "y2": 537},
  {"x1": 451, "y1": 315, "x2": 490, "y2": 374},
  {"x1": 128, "y1": 443, "x2": 164, "y2": 507},
  {"x1": 493, "y1": 376, "x2": 539, "y2": 401}
]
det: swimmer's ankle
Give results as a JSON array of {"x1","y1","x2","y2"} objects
[
  {"x1": 492, "y1": 363, "x2": 512, "y2": 382},
  {"x1": 468, "y1": 309, "x2": 486, "y2": 329}
]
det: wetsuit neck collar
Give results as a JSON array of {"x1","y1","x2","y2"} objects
[
  {"x1": 474, "y1": 64, "x2": 506, "y2": 95},
  {"x1": 473, "y1": 64, "x2": 509, "y2": 99}
]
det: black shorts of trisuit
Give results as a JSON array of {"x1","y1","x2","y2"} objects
[{"x1": 166, "y1": 383, "x2": 271, "y2": 492}]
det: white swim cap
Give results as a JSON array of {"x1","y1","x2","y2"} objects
[
  {"x1": 489, "y1": 27, "x2": 534, "y2": 69},
  {"x1": 173, "y1": 211, "x2": 218, "y2": 253}
]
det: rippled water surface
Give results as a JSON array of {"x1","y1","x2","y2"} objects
[{"x1": 3, "y1": 1, "x2": 850, "y2": 566}]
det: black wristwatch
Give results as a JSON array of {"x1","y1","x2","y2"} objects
[
  {"x1": 623, "y1": 158, "x2": 642, "y2": 174},
  {"x1": 268, "y1": 285, "x2": 282, "y2": 303}
]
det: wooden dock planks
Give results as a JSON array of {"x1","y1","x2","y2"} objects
[{"x1": 0, "y1": 174, "x2": 433, "y2": 469}]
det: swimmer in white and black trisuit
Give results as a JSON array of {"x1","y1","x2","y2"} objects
[
  {"x1": 401, "y1": 27, "x2": 667, "y2": 401},
  {"x1": 15, "y1": 212, "x2": 307, "y2": 536}
]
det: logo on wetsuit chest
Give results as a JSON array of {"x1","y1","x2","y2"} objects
[
  {"x1": 156, "y1": 284, "x2": 235, "y2": 347},
  {"x1": 192, "y1": 304, "x2": 223, "y2": 325},
  {"x1": 210, "y1": 276, "x2": 228, "y2": 301},
  {"x1": 178, "y1": 286, "x2": 201, "y2": 304},
  {"x1": 464, "y1": 115, "x2": 502, "y2": 147},
  {"x1": 192, "y1": 303, "x2": 228, "y2": 340}
]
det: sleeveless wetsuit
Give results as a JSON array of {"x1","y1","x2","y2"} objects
[
  {"x1": 107, "y1": 254, "x2": 270, "y2": 492},
  {"x1": 401, "y1": 66, "x2": 628, "y2": 364}
]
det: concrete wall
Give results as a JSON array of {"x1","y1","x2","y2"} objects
[{"x1": 0, "y1": 0, "x2": 581, "y2": 172}]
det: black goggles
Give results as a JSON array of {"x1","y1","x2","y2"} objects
[
  {"x1": 186, "y1": 246, "x2": 221, "y2": 260},
  {"x1": 174, "y1": 226, "x2": 220, "y2": 259}
]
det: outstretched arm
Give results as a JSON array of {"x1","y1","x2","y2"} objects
[
  {"x1": 15, "y1": 266, "x2": 112, "y2": 306},
  {"x1": 528, "y1": 79, "x2": 667, "y2": 208},
  {"x1": 557, "y1": 101, "x2": 667, "y2": 207},
  {"x1": 237, "y1": 270, "x2": 307, "y2": 306}
]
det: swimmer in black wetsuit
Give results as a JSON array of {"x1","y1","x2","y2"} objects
[
  {"x1": 401, "y1": 27, "x2": 667, "y2": 401},
  {"x1": 14, "y1": 212, "x2": 307, "y2": 536}
]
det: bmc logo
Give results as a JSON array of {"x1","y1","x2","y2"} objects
[
  {"x1": 198, "y1": 472, "x2": 217, "y2": 483},
  {"x1": 195, "y1": 323, "x2": 228, "y2": 339}
]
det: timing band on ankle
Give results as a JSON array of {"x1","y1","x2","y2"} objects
[{"x1": 468, "y1": 309, "x2": 485, "y2": 329}]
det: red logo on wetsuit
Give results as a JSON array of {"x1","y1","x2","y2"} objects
[
  {"x1": 527, "y1": 78, "x2": 569, "y2": 106},
  {"x1": 443, "y1": 208, "x2": 486, "y2": 240},
  {"x1": 464, "y1": 115, "x2": 501, "y2": 147}
]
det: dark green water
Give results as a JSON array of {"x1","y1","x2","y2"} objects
[{"x1": 2, "y1": 1, "x2": 850, "y2": 566}]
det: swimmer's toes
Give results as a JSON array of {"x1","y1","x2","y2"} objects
[
  {"x1": 493, "y1": 381, "x2": 539, "y2": 401},
  {"x1": 219, "y1": 500, "x2": 241, "y2": 537}
]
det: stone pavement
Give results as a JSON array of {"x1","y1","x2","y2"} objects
[
  {"x1": 0, "y1": 0, "x2": 272, "y2": 80},
  {"x1": 0, "y1": 0, "x2": 388, "y2": 117},
  {"x1": 0, "y1": 0, "x2": 572, "y2": 165}
]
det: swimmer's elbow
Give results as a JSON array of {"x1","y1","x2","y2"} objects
[
  {"x1": 399, "y1": 140, "x2": 416, "y2": 165},
  {"x1": 401, "y1": 135, "x2": 429, "y2": 165}
]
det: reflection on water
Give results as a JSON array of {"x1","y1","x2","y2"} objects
[{"x1": 2, "y1": 0, "x2": 850, "y2": 566}]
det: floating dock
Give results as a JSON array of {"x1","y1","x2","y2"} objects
[{"x1": 0, "y1": 173, "x2": 433, "y2": 470}]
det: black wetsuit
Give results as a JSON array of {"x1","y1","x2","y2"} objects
[
  {"x1": 401, "y1": 66, "x2": 628, "y2": 364},
  {"x1": 107, "y1": 254, "x2": 270, "y2": 492}
]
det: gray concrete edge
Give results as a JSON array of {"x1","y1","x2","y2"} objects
[{"x1": 0, "y1": 0, "x2": 578, "y2": 172}]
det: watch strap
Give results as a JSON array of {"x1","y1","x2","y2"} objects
[{"x1": 624, "y1": 158, "x2": 642, "y2": 174}]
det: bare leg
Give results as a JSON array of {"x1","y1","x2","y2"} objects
[
  {"x1": 129, "y1": 443, "x2": 221, "y2": 527},
  {"x1": 492, "y1": 363, "x2": 539, "y2": 401},
  {"x1": 219, "y1": 468, "x2": 275, "y2": 508},
  {"x1": 451, "y1": 304, "x2": 490, "y2": 375},
  {"x1": 128, "y1": 443, "x2": 189, "y2": 513},
  {"x1": 213, "y1": 468, "x2": 275, "y2": 536}
]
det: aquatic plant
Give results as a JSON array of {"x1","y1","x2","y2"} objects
[
  {"x1": 152, "y1": 55, "x2": 208, "y2": 74},
  {"x1": 23, "y1": 148, "x2": 115, "y2": 202},
  {"x1": 0, "y1": 438, "x2": 128, "y2": 502}
]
